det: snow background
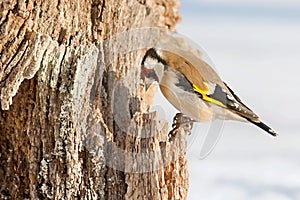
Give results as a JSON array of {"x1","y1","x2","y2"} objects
[{"x1": 154, "y1": 0, "x2": 300, "y2": 199}]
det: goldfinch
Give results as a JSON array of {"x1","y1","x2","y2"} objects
[{"x1": 141, "y1": 47, "x2": 277, "y2": 137}]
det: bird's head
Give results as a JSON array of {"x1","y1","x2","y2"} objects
[{"x1": 140, "y1": 48, "x2": 167, "y2": 89}]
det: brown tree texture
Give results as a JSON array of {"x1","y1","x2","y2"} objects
[{"x1": 0, "y1": 0, "x2": 189, "y2": 199}]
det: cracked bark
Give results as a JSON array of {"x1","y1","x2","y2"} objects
[{"x1": 0, "y1": 0, "x2": 188, "y2": 199}]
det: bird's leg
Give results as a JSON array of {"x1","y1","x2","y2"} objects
[{"x1": 169, "y1": 113, "x2": 195, "y2": 142}]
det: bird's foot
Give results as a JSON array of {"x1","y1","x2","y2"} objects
[{"x1": 169, "y1": 113, "x2": 195, "y2": 142}]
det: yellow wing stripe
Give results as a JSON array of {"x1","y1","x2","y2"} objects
[{"x1": 193, "y1": 84, "x2": 226, "y2": 108}]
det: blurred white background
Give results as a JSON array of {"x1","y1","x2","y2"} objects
[{"x1": 175, "y1": 0, "x2": 300, "y2": 199}]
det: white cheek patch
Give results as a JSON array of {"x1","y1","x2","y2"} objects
[{"x1": 144, "y1": 57, "x2": 160, "y2": 67}]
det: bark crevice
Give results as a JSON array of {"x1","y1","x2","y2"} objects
[{"x1": 0, "y1": 0, "x2": 188, "y2": 199}]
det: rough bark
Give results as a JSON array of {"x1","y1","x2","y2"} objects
[{"x1": 0, "y1": 0, "x2": 188, "y2": 199}]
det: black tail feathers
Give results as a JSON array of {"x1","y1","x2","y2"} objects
[{"x1": 247, "y1": 119, "x2": 278, "y2": 137}]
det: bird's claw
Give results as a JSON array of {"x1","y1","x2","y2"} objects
[{"x1": 169, "y1": 113, "x2": 195, "y2": 142}]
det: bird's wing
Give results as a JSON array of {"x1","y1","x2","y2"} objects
[
  {"x1": 161, "y1": 51, "x2": 209, "y2": 92},
  {"x1": 162, "y1": 51, "x2": 259, "y2": 119}
]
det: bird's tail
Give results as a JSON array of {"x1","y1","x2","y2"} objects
[
  {"x1": 246, "y1": 118, "x2": 278, "y2": 137},
  {"x1": 223, "y1": 82, "x2": 278, "y2": 137}
]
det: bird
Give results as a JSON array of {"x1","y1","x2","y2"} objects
[{"x1": 140, "y1": 47, "x2": 277, "y2": 137}]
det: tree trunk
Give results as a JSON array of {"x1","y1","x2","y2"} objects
[{"x1": 0, "y1": 0, "x2": 188, "y2": 199}]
